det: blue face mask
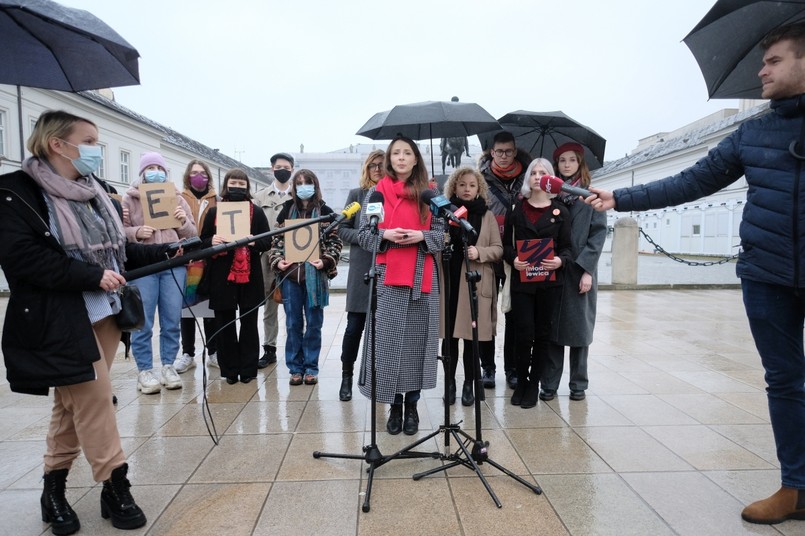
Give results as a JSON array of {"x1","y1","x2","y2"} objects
[
  {"x1": 144, "y1": 169, "x2": 167, "y2": 183},
  {"x1": 296, "y1": 184, "x2": 315, "y2": 200},
  {"x1": 60, "y1": 140, "x2": 102, "y2": 176}
]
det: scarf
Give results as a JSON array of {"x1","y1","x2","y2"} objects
[
  {"x1": 491, "y1": 159, "x2": 523, "y2": 180},
  {"x1": 559, "y1": 173, "x2": 583, "y2": 205},
  {"x1": 448, "y1": 195, "x2": 486, "y2": 247},
  {"x1": 376, "y1": 176, "x2": 434, "y2": 293},
  {"x1": 289, "y1": 203, "x2": 329, "y2": 309},
  {"x1": 216, "y1": 202, "x2": 253, "y2": 283},
  {"x1": 23, "y1": 157, "x2": 126, "y2": 269}
]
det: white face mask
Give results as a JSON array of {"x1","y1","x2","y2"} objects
[
  {"x1": 296, "y1": 184, "x2": 315, "y2": 199},
  {"x1": 59, "y1": 140, "x2": 102, "y2": 176}
]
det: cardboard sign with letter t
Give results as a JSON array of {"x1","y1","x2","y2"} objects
[
  {"x1": 216, "y1": 201, "x2": 252, "y2": 241},
  {"x1": 516, "y1": 238, "x2": 556, "y2": 282},
  {"x1": 140, "y1": 183, "x2": 180, "y2": 230}
]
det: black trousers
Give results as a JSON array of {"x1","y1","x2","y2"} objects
[
  {"x1": 511, "y1": 286, "x2": 564, "y2": 385},
  {"x1": 214, "y1": 308, "x2": 259, "y2": 379},
  {"x1": 180, "y1": 317, "x2": 218, "y2": 355}
]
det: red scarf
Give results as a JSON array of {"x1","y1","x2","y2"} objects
[
  {"x1": 376, "y1": 176, "x2": 434, "y2": 293},
  {"x1": 491, "y1": 159, "x2": 523, "y2": 180},
  {"x1": 215, "y1": 203, "x2": 253, "y2": 284}
]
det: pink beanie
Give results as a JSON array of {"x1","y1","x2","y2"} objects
[{"x1": 139, "y1": 152, "x2": 167, "y2": 175}]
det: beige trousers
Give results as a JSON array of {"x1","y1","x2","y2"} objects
[
  {"x1": 44, "y1": 316, "x2": 125, "y2": 482},
  {"x1": 261, "y1": 253, "x2": 280, "y2": 347}
]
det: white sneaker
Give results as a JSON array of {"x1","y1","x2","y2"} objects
[
  {"x1": 137, "y1": 370, "x2": 161, "y2": 394},
  {"x1": 161, "y1": 365, "x2": 182, "y2": 390},
  {"x1": 174, "y1": 353, "x2": 196, "y2": 374},
  {"x1": 207, "y1": 352, "x2": 219, "y2": 368}
]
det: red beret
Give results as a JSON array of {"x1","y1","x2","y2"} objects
[{"x1": 553, "y1": 142, "x2": 584, "y2": 163}]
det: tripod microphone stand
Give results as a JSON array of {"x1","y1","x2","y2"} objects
[
  {"x1": 410, "y1": 222, "x2": 542, "y2": 507},
  {"x1": 313, "y1": 220, "x2": 440, "y2": 513}
]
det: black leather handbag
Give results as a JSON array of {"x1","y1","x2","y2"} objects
[{"x1": 115, "y1": 284, "x2": 145, "y2": 332}]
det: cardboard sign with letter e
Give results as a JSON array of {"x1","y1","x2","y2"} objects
[
  {"x1": 216, "y1": 201, "x2": 252, "y2": 241},
  {"x1": 516, "y1": 238, "x2": 556, "y2": 282},
  {"x1": 284, "y1": 218, "x2": 320, "y2": 263},
  {"x1": 139, "y1": 183, "x2": 180, "y2": 230}
]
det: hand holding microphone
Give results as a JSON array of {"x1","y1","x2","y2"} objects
[{"x1": 538, "y1": 175, "x2": 593, "y2": 199}]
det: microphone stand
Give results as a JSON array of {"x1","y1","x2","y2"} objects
[
  {"x1": 121, "y1": 215, "x2": 336, "y2": 281},
  {"x1": 410, "y1": 223, "x2": 542, "y2": 506},
  {"x1": 313, "y1": 219, "x2": 440, "y2": 513}
]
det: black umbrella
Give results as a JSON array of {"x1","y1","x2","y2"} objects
[
  {"x1": 356, "y1": 100, "x2": 501, "y2": 176},
  {"x1": 683, "y1": 0, "x2": 805, "y2": 99},
  {"x1": 478, "y1": 110, "x2": 607, "y2": 170},
  {"x1": 0, "y1": 0, "x2": 140, "y2": 91}
]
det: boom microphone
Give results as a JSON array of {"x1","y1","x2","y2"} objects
[
  {"x1": 365, "y1": 191, "x2": 384, "y2": 230},
  {"x1": 420, "y1": 190, "x2": 476, "y2": 236},
  {"x1": 538, "y1": 175, "x2": 592, "y2": 198},
  {"x1": 322, "y1": 201, "x2": 361, "y2": 235}
]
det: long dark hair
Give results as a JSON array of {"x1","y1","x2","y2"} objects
[{"x1": 384, "y1": 136, "x2": 430, "y2": 223}]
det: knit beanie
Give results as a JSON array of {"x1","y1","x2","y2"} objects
[{"x1": 139, "y1": 152, "x2": 167, "y2": 175}]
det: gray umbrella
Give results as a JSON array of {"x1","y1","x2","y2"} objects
[
  {"x1": 683, "y1": 0, "x2": 805, "y2": 99},
  {"x1": 356, "y1": 100, "x2": 501, "y2": 176},
  {"x1": 0, "y1": 0, "x2": 140, "y2": 91},
  {"x1": 478, "y1": 110, "x2": 607, "y2": 170}
]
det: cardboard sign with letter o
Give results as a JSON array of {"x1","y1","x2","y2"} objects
[{"x1": 284, "y1": 218, "x2": 320, "y2": 263}]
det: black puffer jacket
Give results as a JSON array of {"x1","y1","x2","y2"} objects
[
  {"x1": 614, "y1": 96, "x2": 805, "y2": 288},
  {"x1": 0, "y1": 170, "x2": 170, "y2": 395}
]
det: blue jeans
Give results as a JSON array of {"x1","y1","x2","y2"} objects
[
  {"x1": 742, "y1": 279, "x2": 805, "y2": 488},
  {"x1": 130, "y1": 267, "x2": 186, "y2": 371},
  {"x1": 282, "y1": 278, "x2": 323, "y2": 376}
]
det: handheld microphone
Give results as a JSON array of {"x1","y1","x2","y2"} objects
[
  {"x1": 538, "y1": 175, "x2": 592, "y2": 198},
  {"x1": 420, "y1": 190, "x2": 477, "y2": 236},
  {"x1": 365, "y1": 191, "x2": 384, "y2": 229},
  {"x1": 322, "y1": 201, "x2": 361, "y2": 235}
]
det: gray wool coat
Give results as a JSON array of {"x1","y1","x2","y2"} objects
[
  {"x1": 554, "y1": 199, "x2": 608, "y2": 347},
  {"x1": 356, "y1": 188, "x2": 446, "y2": 404},
  {"x1": 339, "y1": 187, "x2": 372, "y2": 313}
]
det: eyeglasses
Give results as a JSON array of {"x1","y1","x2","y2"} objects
[
  {"x1": 190, "y1": 172, "x2": 208, "y2": 178},
  {"x1": 367, "y1": 163, "x2": 383, "y2": 171},
  {"x1": 492, "y1": 149, "x2": 515, "y2": 157}
]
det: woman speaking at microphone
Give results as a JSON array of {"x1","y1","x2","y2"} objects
[{"x1": 357, "y1": 136, "x2": 445, "y2": 435}]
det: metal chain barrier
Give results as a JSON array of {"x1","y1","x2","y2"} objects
[{"x1": 639, "y1": 228, "x2": 740, "y2": 266}]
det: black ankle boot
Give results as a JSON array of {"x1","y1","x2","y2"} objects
[
  {"x1": 387, "y1": 404, "x2": 403, "y2": 435},
  {"x1": 403, "y1": 401, "x2": 419, "y2": 435},
  {"x1": 339, "y1": 373, "x2": 353, "y2": 401},
  {"x1": 100, "y1": 463, "x2": 147, "y2": 530},
  {"x1": 443, "y1": 380, "x2": 456, "y2": 405},
  {"x1": 461, "y1": 381, "x2": 474, "y2": 406},
  {"x1": 41, "y1": 469, "x2": 80, "y2": 535},
  {"x1": 511, "y1": 379, "x2": 529, "y2": 406}
]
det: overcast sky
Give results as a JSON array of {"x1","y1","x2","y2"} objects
[{"x1": 64, "y1": 0, "x2": 745, "y2": 167}]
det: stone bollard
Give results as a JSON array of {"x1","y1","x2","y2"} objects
[{"x1": 612, "y1": 217, "x2": 638, "y2": 285}]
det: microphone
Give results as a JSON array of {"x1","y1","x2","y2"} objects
[
  {"x1": 322, "y1": 201, "x2": 361, "y2": 235},
  {"x1": 420, "y1": 190, "x2": 476, "y2": 236},
  {"x1": 538, "y1": 175, "x2": 592, "y2": 198},
  {"x1": 365, "y1": 191, "x2": 384, "y2": 230}
]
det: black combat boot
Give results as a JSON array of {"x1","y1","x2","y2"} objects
[
  {"x1": 386, "y1": 404, "x2": 403, "y2": 435},
  {"x1": 339, "y1": 371, "x2": 353, "y2": 401},
  {"x1": 403, "y1": 401, "x2": 419, "y2": 435},
  {"x1": 41, "y1": 469, "x2": 80, "y2": 535},
  {"x1": 100, "y1": 463, "x2": 147, "y2": 530}
]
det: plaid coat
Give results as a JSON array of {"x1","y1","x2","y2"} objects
[{"x1": 356, "y1": 188, "x2": 445, "y2": 404}]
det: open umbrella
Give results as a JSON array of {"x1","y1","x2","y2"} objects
[
  {"x1": 683, "y1": 0, "x2": 805, "y2": 99},
  {"x1": 356, "y1": 100, "x2": 501, "y2": 176},
  {"x1": 478, "y1": 110, "x2": 607, "y2": 170},
  {"x1": 0, "y1": 0, "x2": 140, "y2": 91}
]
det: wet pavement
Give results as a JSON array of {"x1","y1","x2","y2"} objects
[{"x1": 1, "y1": 272, "x2": 799, "y2": 535}]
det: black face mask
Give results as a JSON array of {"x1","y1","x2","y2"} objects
[
  {"x1": 274, "y1": 168, "x2": 292, "y2": 184},
  {"x1": 226, "y1": 187, "x2": 248, "y2": 202}
]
